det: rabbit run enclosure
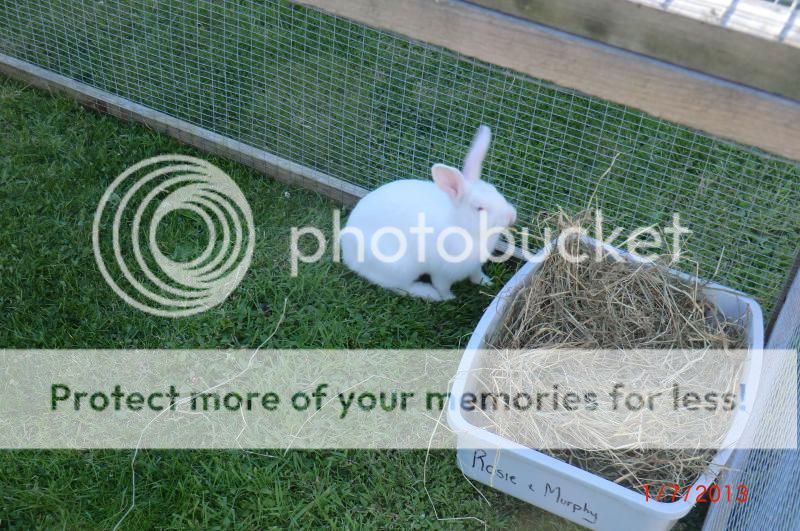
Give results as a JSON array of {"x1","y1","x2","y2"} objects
[{"x1": 1, "y1": 0, "x2": 799, "y2": 529}]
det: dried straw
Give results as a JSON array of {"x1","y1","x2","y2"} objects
[{"x1": 481, "y1": 215, "x2": 747, "y2": 498}]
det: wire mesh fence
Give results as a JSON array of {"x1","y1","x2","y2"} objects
[
  {"x1": 704, "y1": 259, "x2": 800, "y2": 530},
  {"x1": 3, "y1": 1, "x2": 797, "y2": 315}
]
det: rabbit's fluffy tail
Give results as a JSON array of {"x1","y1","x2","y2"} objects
[{"x1": 462, "y1": 125, "x2": 491, "y2": 181}]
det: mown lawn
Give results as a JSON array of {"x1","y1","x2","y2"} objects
[
  {"x1": 0, "y1": 66, "x2": 723, "y2": 531},
  {"x1": 0, "y1": 75, "x2": 593, "y2": 529},
  {"x1": 1, "y1": 1, "x2": 797, "y2": 528}
]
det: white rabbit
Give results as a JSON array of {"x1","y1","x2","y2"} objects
[{"x1": 340, "y1": 125, "x2": 517, "y2": 301}]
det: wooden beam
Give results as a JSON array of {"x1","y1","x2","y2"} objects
[
  {"x1": 294, "y1": 0, "x2": 800, "y2": 162},
  {"x1": 0, "y1": 53, "x2": 367, "y2": 206},
  {"x1": 470, "y1": 0, "x2": 800, "y2": 101}
]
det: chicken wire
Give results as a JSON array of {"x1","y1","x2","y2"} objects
[
  {"x1": 0, "y1": 0, "x2": 799, "y2": 525},
  {"x1": 704, "y1": 260, "x2": 800, "y2": 531},
  {"x1": 1, "y1": 1, "x2": 798, "y2": 315}
]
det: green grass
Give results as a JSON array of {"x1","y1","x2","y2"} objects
[
  {"x1": 0, "y1": 66, "x2": 719, "y2": 531},
  {"x1": 0, "y1": 75, "x2": 586, "y2": 529},
  {"x1": 1, "y1": 1, "x2": 798, "y2": 528},
  {"x1": 0, "y1": 72, "x2": 720, "y2": 531}
]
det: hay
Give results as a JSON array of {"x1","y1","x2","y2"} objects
[{"x1": 481, "y1": 219, "x2": 747, "y2": 498}]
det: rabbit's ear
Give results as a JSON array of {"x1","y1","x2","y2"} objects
[
  {"x1": 431, "y1": 164, "x2": 465, "y2": 200},
  {"x1": 462, "y1": 125, "x2": 491, "y2": 182}
]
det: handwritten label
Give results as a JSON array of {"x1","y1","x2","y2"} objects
[
  {"x1": 471, "y1": 449, "x2": 518, "y2": 484},
  {"x1": 467, "y1": 449, "x2": 599, "y2": 525},
  {"x1": 543, "y1": 482, "x2": 598, "y2": 525}
]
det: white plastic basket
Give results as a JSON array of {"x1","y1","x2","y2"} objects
[{"x1": 447, "y1": 237, "x2": 764, "y2": 531}]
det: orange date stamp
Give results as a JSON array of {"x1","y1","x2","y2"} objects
[{"x1": 644, "y1": 484, "x2": 748, "y2": 503}]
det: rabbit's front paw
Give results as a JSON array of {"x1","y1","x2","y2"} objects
[
  {"x1": 471, "y1": 271, "x2": 492, "y2": 286},
  {"x1": 442, "y1": 290, "x2": 456, "y2": 301}
]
